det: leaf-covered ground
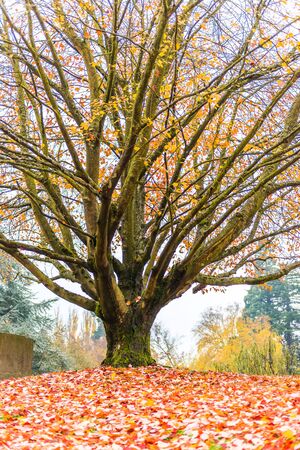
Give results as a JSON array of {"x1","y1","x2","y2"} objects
[{"x1": 0, "y1": 367, "x2": 299, "y2": 449}]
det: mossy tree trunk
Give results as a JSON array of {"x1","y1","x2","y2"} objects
[{"x1": 101, "y1": 309, "x2": 156, "y2": 367}]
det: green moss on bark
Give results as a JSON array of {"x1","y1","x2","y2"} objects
[
  {"x1": 102, "y1": 350, "x2": 155, "y2": 367},
  {"x1": 102, "y1": 319, "x2": 155, "y2": 367}
]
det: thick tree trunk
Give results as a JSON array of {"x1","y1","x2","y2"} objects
[{"x1": 101, "y1": 311, "x2": 156, "y2": 367}]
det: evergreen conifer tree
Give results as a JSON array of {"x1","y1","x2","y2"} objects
[
  {"x1": 0, "y1": 280, "x2": 72, "y2": 373},
  {"x1": 243, "y1": 270, "x2": 300, "y2": 373}
]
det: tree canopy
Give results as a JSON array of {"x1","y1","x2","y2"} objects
[{"x1": 0, "y1": 0, "x2": 299, "y2": 365}]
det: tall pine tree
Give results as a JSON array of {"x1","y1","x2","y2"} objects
[
  {"x1": 243, "y1": 270, "x2": 300, "y2": 373},
  {"x1": 0, "y1": 280, "x2": 73, "y2": 373},
  {"x1": 0, "y1": 280, "x2": 54, "y2": 329}
]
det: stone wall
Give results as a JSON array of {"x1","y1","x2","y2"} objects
[{"x1": 0, "y1": 333, "x2": 34, "y2": 379}]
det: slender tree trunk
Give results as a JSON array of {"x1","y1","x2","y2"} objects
[{"x1": 101, "y1": 309, "x2": 156, "y2": 367}]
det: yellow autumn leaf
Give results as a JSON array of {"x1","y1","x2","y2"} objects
[
  {"x1": 283, "y1": 430, "x2": 294, "y2": 440},
  {"x1": 81, "y1": 122, "x2": 89, "y2": 131}
]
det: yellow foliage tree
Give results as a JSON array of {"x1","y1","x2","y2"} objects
[
  {"x1": 192, "y1": 305, "x2": 286, "y2": 375},
  {"x1": 53, "y1": 310, "x2": 106, "y2": 370}
]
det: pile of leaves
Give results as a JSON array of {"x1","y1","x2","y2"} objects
[{"x1": 0, "y1": 367, "x2": 299, "y2": 449}]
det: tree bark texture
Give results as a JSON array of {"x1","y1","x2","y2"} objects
[{"x1": 101, "y1": 310, "x2": 156, "y2": 367}]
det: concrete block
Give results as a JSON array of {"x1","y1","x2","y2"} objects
[{"x1": 0, "y1": 333, "x2": 33, "y2": 379}]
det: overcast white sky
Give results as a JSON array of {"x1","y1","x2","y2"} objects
[{"x1": 32, "y1": 282, "x2": 248, "y2": 355}]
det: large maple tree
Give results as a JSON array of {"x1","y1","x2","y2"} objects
[{"x1": 0, "y1": 0, "x2": 299, "y2": 366}]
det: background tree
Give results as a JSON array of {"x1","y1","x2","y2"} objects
[
  {"x1": 243, "y1": 268, "x2": 300, "y2": 373},
  {"x1": 53, "y1": 310, "x2": 106, "y2": 370},
  {"x1": 92, "y1": 314, "x2": 105, "y2": 340},
  {"x1": 0, "y1": 279, "x2": 72, "y2": 373},
  {"x1": 0, "y1": 276, "x2": 106, "y2": 372},
  {"x1": 0, "y1": 279, "x2": 53, "y2": 327},
  {"x1": 0, "y1": 0, "x2": 299, "y2": 366},
  {"x1": 192, "y1": 304, "x2": 287, "y2": 375},
  {"x1": 0, "y1": 251, "x2": 29, "y2": 284},
  {"x1": 151, "y1": 322, "x2": 186, "y2": 368}
]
